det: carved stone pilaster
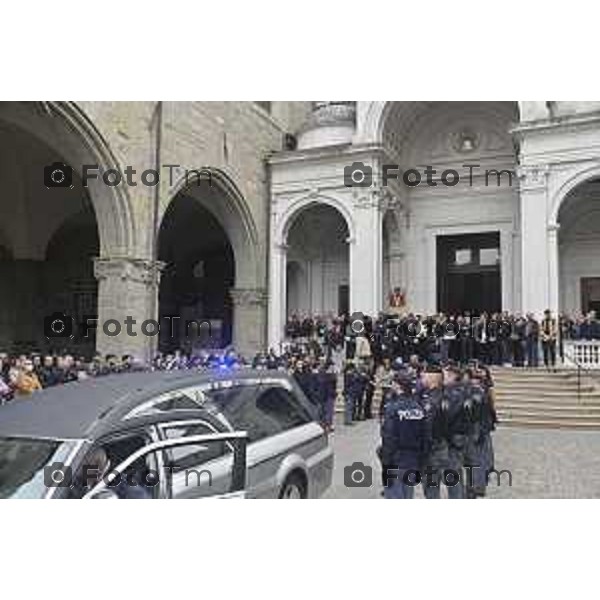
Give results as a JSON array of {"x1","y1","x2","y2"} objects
[
  {"x1": 94, "y1": 257, "x2": 165, "y2": 286},
  {"x1": 229, "y1": 287, "x2": 268, "y2": 308},
  {"x1": 230, "y1": 288, "x2": 268, "y2": 354}
]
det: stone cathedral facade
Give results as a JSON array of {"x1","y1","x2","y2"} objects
[{"x1": 1, "y1": 101, "x2": 599, "y2": 358}]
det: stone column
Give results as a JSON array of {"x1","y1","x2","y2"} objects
[
  {"x1": 518, "y1": 165, "x2": 551, "y2": 318},
  {"x1": 547, "y1": 223, "x2": 560, "y2": 316},
  {"x1": 350, "y1": 200, "x2": 381, "y2": 315},
  {"x1": 94, "y1": 257, "x2": 163, "y2": 361},
  {"x1": 230, "y1": 287, "x2": 268, "y2": 356},
  {"x1": 268, "y1": 243, "x2": 288, "y2": 349},
  {"x1": 500, "y1": 228, "x2": 514, "y2": 311}
]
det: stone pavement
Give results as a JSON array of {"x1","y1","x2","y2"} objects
[{"x1": 323, "y1": 415, "x2": 600, "y2": 498}]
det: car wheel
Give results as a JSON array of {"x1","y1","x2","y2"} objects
[{"x1": 279, "y1": 473, "x2": 307, "y2": 499}]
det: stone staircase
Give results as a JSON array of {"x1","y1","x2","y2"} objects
[{"x1": 492, "y1": 367, "x2": 600, "y2": 429}]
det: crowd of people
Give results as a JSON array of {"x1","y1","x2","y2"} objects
[
  {"x1": 0, "y1": 352, "x2": 126, "y2": 402},
  {"x1": 377, "y1": 360, "x2": 497, "y2": 499},
  {"x1": 282, "y1": 311, "x2": 502, "y2": 499},
  {"x1": 285, "y1": 308, "x2": 600, "y2": 367},
  {"x1": 1, "y1": 306, "x2": 598, "y2": 499},
  {"x1": 0, "y1": 350, "x2": 244, "y2": 403}
]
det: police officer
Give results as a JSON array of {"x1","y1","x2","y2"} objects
[
  {"x1": 380, "y1": 373, "x2": 429, "y2": 499},
  {"x1": 418, "y1": 364, "x2": 448, "y2": 499},
  {"x1": 320, "y1": 361, "x2": 337, "y2": 432},
  {"x1": 343, "y1": 361, "x2": 362, "y2": 426},
  {"x1": 353, "y1": 364, "x2": 370, "y2": 421},
  {"x1": 361, "y1": 364, "x2": 377, "y2": 419},
  {"x1": 442, "y1": 363, "x2": 468, "y2": 499},
  {"x1": 473, "y1": 365, "x2": 497, "y2": 497},
  {"x1": 463, "y1": 367, "x2": 487, "y2": 498},
  {"x1": 294, "y1": 360, "x2": 324, "y2": 424}
]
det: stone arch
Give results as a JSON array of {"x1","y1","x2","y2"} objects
[
  {"x1": 0, "y1": 102, "x2": 137, "y2": 354},
  {"x1": 555, "y1": 173, "x2": 600, "y2": 314},
  {"x1": 355, "y1": 101, "x2": 387, "y2": 144},
  {"x1": 550, "y1": 165, "x2": 600, "y2": 226},
  {"x1": 358, "y1": 100, "x2": 522, "y2": 149},
  {"x1": 159, "y1": 168, "x2": 263, "y2": 353},
  {"x1": 365, "y1": 102, "x2": 519, "y2": 315},
  {"x1": 166, "y1": 167, "x2": 261, "y2": 288},
  {"x1": 277, "y1": 192, "x2": 355, "y2": 247},
  {"x1": 282, "y1": 200, "x2": 351, "y2": 320},
  {"x1": 0, "y1": 102, "x2": 135, "y2": 258}
]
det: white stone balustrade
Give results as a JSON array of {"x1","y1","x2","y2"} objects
[{"x1": 564, "y1": 340, "x2": 600, "y2": 369}]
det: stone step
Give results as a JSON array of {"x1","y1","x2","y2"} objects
[
  {"x1": 493, "y1": 372, "x2": 587, "y2": 380},
  {"x1": 496, "y1": 395, "x2": 600, "y2": 406},
  {"x1": 495, "y1": 384, "x2": 593, "y2": 392},
  {"x1": 491, "y1": 367, "x2": 578, "y2": 375},
  {"x1": 498, "y1": 408, "x2": 600, "y2": 421},
  {"x1": 497, "y1": 402, "x2": 600, "y2": 413},
  {"x1": 492, "y1": 373, "x2": 587, "y2": 383},
  {"x1": 495, "y1": 387, "x2": 600, "y2": 402},
  {"x1": 498, "y1": 419, "x2": 600, "y2": 430}
]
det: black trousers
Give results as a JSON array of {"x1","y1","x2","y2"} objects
[
  {"x1": 542, "y1": 340, "x2": 556, "y2": 367},
  {"x1": 460, "y1": 337, "x2": 474, "y2": 364},
  {"x1": 363, "y1": 383, "x2": 375, "y2": 419},
  {"x1": 512, "y1": 339, "x2": 525, "y2": 366}
]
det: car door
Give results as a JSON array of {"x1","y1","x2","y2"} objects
[
  {"x1": 209, "y1": 379, "x2": 316, "y2": 498},
  {"x1": 83, "y1": 432, "x2": 247, "y2": 499},
  {"x1": 156, "y1": 420, "x2": 234, "y2": 499},
  {"x1": 245, "y1": 382, "x2": 317, "y2": 498}
]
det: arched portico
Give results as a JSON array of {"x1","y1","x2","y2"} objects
[
  {"x1": 519, "y1": 163, "x2": 600, "y2": 319},
  {"x1": 556, "y1": 176, "x2": 600, "y2": 315},
  {"x1": 285, "y1": 203, "x2": 351, "y2": 317},
  {"x1": 269, "y1": 194, "x2": 357, "y2": 348},
  {"x1": 160, "y1": 169, "x2": 264, "y2": 356},
  {"x1": 0, "y1": 102, "x2": 136, "y2": 356},
  {"x1": 366, "y1": 101, "x2": 520, "y2": 315}
]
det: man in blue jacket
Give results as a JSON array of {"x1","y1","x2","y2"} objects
[{"x1": 380, "y1": 373, "x2": 430, "y2": 499}]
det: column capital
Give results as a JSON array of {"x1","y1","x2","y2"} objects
[
  {"x1": 94, "y1": 256, "x2": 165, "y2": 286},
  {"x1": 547, "y1": 222, "x2": 561, "y2": 234},
  {"x1": 230, "y1": 287, "x2": 268, "y2": 307},
  {"x1": 517, "y1": 164, "x2": 550, "y2": 191}
]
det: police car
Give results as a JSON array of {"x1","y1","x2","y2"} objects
[{"x1": 0, "y1": 369, "x2": 333, "y2": 499}]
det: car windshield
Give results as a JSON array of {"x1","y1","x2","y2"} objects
[{"x1": 0, "y1": 436, "x2": 80, "y2": 499}]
